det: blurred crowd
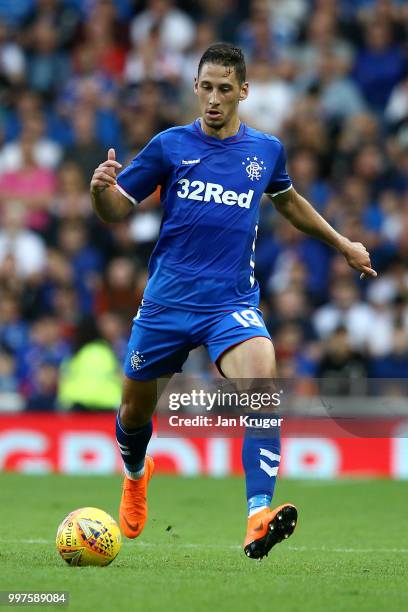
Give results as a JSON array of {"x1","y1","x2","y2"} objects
[{"x1": 0, "y1": 0, "x2": 408, "y2": 411}]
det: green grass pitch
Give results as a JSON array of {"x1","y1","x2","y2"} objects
[{"x1": 1, "y1": 474, "x2": 408, "y2": 612}]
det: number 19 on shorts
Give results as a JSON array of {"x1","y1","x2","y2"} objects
[{"x1": 232, "y1": 309, "x2": 263, "y2": 328}]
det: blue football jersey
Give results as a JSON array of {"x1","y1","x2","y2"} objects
[{"x1": 116, "y1": 119, "x2": 292, "y2": 311}]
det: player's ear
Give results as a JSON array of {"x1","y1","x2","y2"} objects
[
  {"x1": 193, "y1": 77, "x2": 198, "y2": 95},
  {"x1": 239, "y1": 81, "x2": 249, "y2": 102}
]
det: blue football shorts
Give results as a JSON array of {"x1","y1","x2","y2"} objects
[{"x1": 123, "y1": 299, "x2": 271, "y2": 381}]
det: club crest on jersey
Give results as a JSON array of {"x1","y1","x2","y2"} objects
[
  {"x1": 242, "y1": 156, "x2": 266, "y2": 181},
  {"x1": 130, "y1": 350, "x2": 145, "y2": 371}
]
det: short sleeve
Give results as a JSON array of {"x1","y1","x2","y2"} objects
[
  {"x1": 265, "y1": 142, "x2": 292, "y2": 197},
  {"x1": 116, "y1": 134, "x2": 167, "y2": 205}
]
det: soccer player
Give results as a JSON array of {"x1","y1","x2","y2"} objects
[{"x1": 90, "y1": 44, "x2": 376, "y2": 560}]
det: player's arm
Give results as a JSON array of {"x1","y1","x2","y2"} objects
[
  {"x1": 271, "y1": 187, "x2": 377, "y2": 279},
  {"x1": 90, "y1": 148, "x2": 134, "y2": 223}
]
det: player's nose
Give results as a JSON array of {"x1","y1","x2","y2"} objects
[{"x1": 208, "y1": 91, "x2": 219, "y2": 106}]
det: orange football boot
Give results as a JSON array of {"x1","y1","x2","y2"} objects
[
  {"x1": 119, "y1": 456, "x2": 155, "y2": 539},
  {"x1": 244, "y1": 503, "x2": 298, "y2": 559}
]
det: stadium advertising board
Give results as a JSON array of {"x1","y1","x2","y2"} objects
[{"x1": 0, "y1": 413, "x2": 407, "y2": 478}]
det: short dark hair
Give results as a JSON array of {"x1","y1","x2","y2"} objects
[{"x1": 198, "y1": 43, "x2": 246, "y2": 84}]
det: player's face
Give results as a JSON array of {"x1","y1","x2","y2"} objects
[{"x1": 194, "y1": 63, "x2": 248, "y2": 131}]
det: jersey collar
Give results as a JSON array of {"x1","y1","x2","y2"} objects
[{"x1": 194, "y1": 118, "x2": 246, "y2": 144}]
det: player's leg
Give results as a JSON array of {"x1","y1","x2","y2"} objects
[
  {"x1": 219, "y1": 338, "x2": 280, "y2": 522},
  {"x1": 117, "y1": 376, "x2": 161, "y2": 480},
  {"x1": 218, "y1": 335, "x2": 276, "y2": 379},
  {"x1": 219, "y1": 337, "x2": 297, "y2": 559},
  {"x1": 118, "y1": 300, "x2": 191, "y2": 539},
  {"x1": 116, "y1": 376, "x2": 158, "y2": 538},
  {"x1": 205, "y1": 308, "x2": 297, "y2": 559}
]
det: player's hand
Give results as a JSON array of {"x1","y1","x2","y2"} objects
[
  {"x1": 90, "y1": 148, "x2": 122, "y2": 193},
  {"x1": 340, "y1": 238, "x2": 377, "y2": 280}
]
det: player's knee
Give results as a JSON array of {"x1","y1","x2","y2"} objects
[
  {"x1": 119, "y1": 399, "x2": 152, "y2": 429},
  {"x1": 245, "y1": 339, "x2": 277, "y2": 378}
]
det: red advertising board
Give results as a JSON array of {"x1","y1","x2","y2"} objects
[{"x1": 0, "y1": 413, "x2": 407, "y2": 478}]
